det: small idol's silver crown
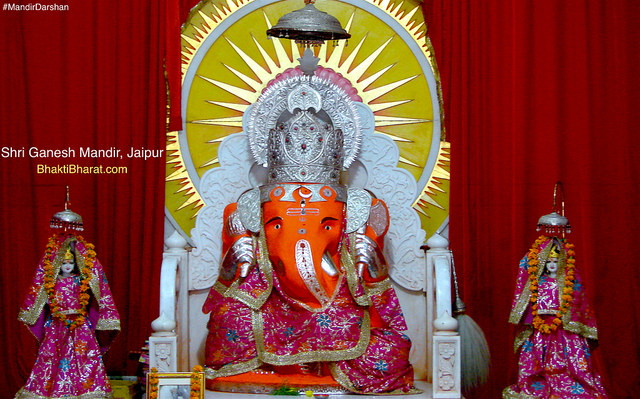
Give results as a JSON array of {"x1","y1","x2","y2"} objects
[
  {"x1": 267, "y1": 110, "x2": 343, "y2": 184},
  {"x1": 536, "y1": 211, "x2": 571, "y2": 235},
  {"x1": 50, "y1": 186, "x2": 84, "y2": 231},
  {"x1": 536, "y1": 181, "x2": 571, "y2": 235},
  {"x1": 50, "y1": 209, "x2": 84, "y2": 231}
]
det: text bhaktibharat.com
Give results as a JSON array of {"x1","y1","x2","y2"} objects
[{"x1": 36, "y1": 164, "x2": 128, "y2": 174}]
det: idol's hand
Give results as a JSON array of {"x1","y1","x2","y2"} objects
[
  {"x1": 219, "y1": 236, "x2": 254, "y2": 282},
  {"x1": 355, "y1": 233, "x2": 388, "y2": 281}
]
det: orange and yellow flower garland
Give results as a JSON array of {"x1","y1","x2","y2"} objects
[
  {"x1": 147, "y1": 368, "x2": 159, "y2": 399},
  {"x1": 527, "y1": 235, "x2": 576, "y2": 334},
  {"x1": 42, "y1": 234, "x2": 95, "y2": 331},
  {"x1": 190, "y1": 365, "x2": 204, "y2": 398}
]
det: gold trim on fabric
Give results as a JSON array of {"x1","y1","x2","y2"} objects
[
  {"x1": 342, "y1": 233, "x2": 371, "y2": 307},
  {"x1": 19, "y1": 237, "x2": 68, "y2": 325},
  {"x1": 52, "y1": 239, "x2": 66, "y2": 277},
  {"x1": 215, "y1": 235, "x2": 273, "y2": 310},
  {"x1": 509, "y1": 239, "x2": 567, "y2": 325},
  {"x1": 502, "y1": 386, "x2": 538, "y2": 399},
  {"x1": 364, "y1": 278, "x2": 393, "y2": 297},
  {"x1": 82, "y1": 254, "x2": 102, "y2": 305},
  {"x1": 213, "y1": 280, "x2": 235, "y2": 296},
  {"x1": 252, "y1": 308, "x2": 371, "y2": 365},
  {"x1": 536, "y1": 309, "x2": 559, "y2": 315},
  {"x1": 14, "y1": 387, "x2": 114, "y2": 399},
  {"x1": 96, "y1": 319, "x2": 121, "y2": 331},
  {"x1": 328, "y1": 363, "x2": 420, "y2": 395},
  {"x1": 205, "y1": 358, "x2": 262, "y2": 379},
  {"x1": 18, "y1": 288, "x2": 48, "y2": 326},
  {"x1": 513, "y1": 326, "x2": 533, "y2": 353},
  {"x1": 329, "y1": 362, "x2": 357, "y2": 392},
  {"x1": 565, "y1": 321, "x2": 598, "y2": 340},
  {"x1": 281, "y1": 274, "x2": 347, "y2": 313},
  {"x1": 508, "y1": 254, "x2": 538, "y2": 324}
]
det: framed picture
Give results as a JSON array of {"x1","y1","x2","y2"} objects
[{"x1": 146, "y1": 369, "x2": 204, "y2": 399}]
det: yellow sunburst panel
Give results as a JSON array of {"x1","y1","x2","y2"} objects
[
  {"x1": 167, "y1": 0, "x2": 449, "y2": 240},
  {"x1": 413, "y1": 141, "x2": 450, "y2": 231}
]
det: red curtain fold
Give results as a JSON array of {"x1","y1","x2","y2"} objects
[
  {"x1": 0, "y1": 0, "x2": 184, "y2": 395},
  {"x1": 425, "y1": 1, "x2": 640, "y2": 397}
]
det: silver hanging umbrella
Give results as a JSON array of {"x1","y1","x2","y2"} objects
[{"x1": 267, "y1": 0, "x2": 350, "y2": 47}]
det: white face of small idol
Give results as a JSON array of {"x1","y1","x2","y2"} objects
[
  {"x1": 61, "y1": 259, "x2": 75, "y2": 275},
  {"x1": 546, "y1": 258, "x2": 559, "y2": 274}
]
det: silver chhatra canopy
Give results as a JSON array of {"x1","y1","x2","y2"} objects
[
  {"x1": 50, "y1": 186, "x2": 84, "y2": 231},
  {"x1": 266, "y1": 2, "x2": 350, "y2": 45}
]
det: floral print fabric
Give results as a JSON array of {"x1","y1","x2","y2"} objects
[
  {"x1": 203, "y1": 269, "x2": 414, "y2": 393},
  {"x1": 504, "y1": 240, "x2": 608, "y2": 399},
  {"x1": 15, "y1": 277, "x2": 112, "y2": 399}
]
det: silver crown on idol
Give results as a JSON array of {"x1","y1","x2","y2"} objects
[
  {"x1": 50, "y1": 186, "x2": 84, "y2": 231},
  {"x1": 536, "y1": 181, "x2": 572, "y2": 236},
  {"x1": 243, "y1": 50, "x2": 363, "y2": 187},
  {"x1": 267, "y1": 108, "x2": 343, "y2": 184}
]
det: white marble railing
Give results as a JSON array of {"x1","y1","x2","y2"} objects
[
  {"x1": 426, "y1": 233, "x2": 462, "y2": 398},
  {"x1": 149, "y1": 230, "x2": 189, "y2": 373}
]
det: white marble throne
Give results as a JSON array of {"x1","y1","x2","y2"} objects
[{"x1": 154, "y1": 126, "x2": 461, "y2": 398}]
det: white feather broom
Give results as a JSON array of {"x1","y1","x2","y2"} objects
[{"x1": 451, "y1": 256, "x2": 491, "y2": 394}]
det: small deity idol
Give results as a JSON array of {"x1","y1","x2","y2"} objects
[
  {"x1": 15, "y1": 208, "x2": 120, "y2": 399},
  {"x1": 503, "y1": 236, "x2": 607, "y2": 399}
]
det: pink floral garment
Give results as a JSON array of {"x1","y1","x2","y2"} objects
[
  {"x1": 16, "y1": 235, "x2": 120, "y2": 399},
  {"x1": 15, "y1": 276, "x2": 112, "y2": 399},
  {"x1": 504, "y1": 242, "x2": 608, "y2": 399},
  {"x1": 203, "y1": 268, "x2": 414, "y2": 393}
]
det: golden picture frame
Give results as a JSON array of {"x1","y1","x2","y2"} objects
[{"x1": 146, "y1": 369, "x2": 205, "y2": 399}]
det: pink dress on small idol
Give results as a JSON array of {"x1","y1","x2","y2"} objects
[
  {"x1": 504, "y1": 238, "x2": 607, "y2": 399},
  {"x1": 15, "y1": 234, "x2": 120, "y2": 399}
]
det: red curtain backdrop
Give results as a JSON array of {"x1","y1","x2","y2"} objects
[
  {"x1": 425, "y1": 1, "x2": 640, "y2": 397},
  {"x1": 3, "y1": 1, "x2": 639, "y2": 398},
  {"x1": 0, "y1": 0, "x2": 183, "y2": 395}
]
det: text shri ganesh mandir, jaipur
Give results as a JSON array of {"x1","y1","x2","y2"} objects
[{"x1": 1, "y1": 147, "x2": 164, "y2": 160}]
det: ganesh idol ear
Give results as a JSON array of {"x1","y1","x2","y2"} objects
[
  {"x1": 236, "y1": 188, "x2": 261, "y2": 233},
  {"x1": 366, "y1": 200, "x2": 390, "y2": 238},
  {"x1": 345, "y1": 188, "x2": 372, "y2": 233}
]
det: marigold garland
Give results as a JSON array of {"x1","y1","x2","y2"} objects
[
  {"x1": 147, "y1": 368, "x2": 159, "y2": 399},
  {"x1": 527, "y1": 235, "x2": 576, "y2": 334},
  {"x1": 43, "y1": 234, "x2": 95, "y2": 331},
  {"x1": 191, "y1": 365, "x2": 204, "y2": 398}
]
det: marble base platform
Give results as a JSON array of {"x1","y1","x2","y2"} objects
[{"x1": 203, "y1": 380, "x2": 433, "y2": 398}]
